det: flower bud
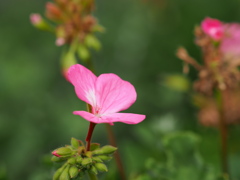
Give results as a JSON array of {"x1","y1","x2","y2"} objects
[
  {"x1": 71, "y1": 137, "x2": 80, "y2": 149},
  {"x1": 90, "y1": 143, "x2": 100, "y2": 151},
  {"x1": 76, "y1": 156, "x2": 83, "y2": 164},
  {"x1": 52, "y1": 147, "x2": 72, "y2": 157},
  {"x1": 85, "y1": 35, "x2": 101, "y2": 51},
  {"x1": 97, "y1": 155, "x2": 112, "y2": 161},
  {"x1": 67, "y1": 157, "x2": 76, "y2": 165},
  {"x1": 59, "y1": 165, "x2": 70, "y2": 180},
  {"x1": 30, "y1": 13, "x2": 54, "y2": 32},
  {"x1": 51, "y1": 155, "x2": 63, "y2": 162},
  {"x1": 46, "y1": 2, "x2": 62, "y2": 21},
  {"x1": 89, "y1": 165, "x2": 98, "y2": 175},
  {"x1": 92, "y1": 157, "x2": 103, "y2": 163},
  {"x1": 69, "y1": 166, "x2": 79, "y2": 178},
  {"x1": 53, "y1": 164, "x2": 67, "y2": 180},
  {"x1": 94, "y1": 163, "x2": 108, "y2": 172},
  {"x1": 82, "y1": 157, "x2": 92, "y2": 166},
  {"x1": 92, "y1": 145, "x2": 117, "y2": 155},
  {"x1": 77, "y1": 45, "x2": 90, "y2": 61}
]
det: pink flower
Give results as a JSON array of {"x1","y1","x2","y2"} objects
[
  {"x1": 201, "y1": 17, "x2": 224, "y2": 40},
  {"x1": 67, "y1": 64, "x2": 146, "y2": 125},
  {"x1": 220, "y1": 23, "x2": 240, "y2": 58},
  {"x1": 55, "y1": 37, "x2": 65, "y2": 46},
  {"x1": 30, "y1": 13, "x2": 42, "y2": 25}
]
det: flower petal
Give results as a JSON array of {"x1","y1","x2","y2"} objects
[
  {"x1": 67, "y1": 64, "x2": 97, "y2": 106},
  {"x1": 96, "y1": 74, "x2": 137, "y2": 114},
  {"x1": 201, "y1": 17, "x2": 224, "y2": 40},
  {"x1": 103, "y1": 113, "x2": 146, "y2": 124},
  {"x1": 73, "y1": 111, "x2": 146, "y2": 124}
]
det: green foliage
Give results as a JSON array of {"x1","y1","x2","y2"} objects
[{"x1": 132, "y1": 132, "x2": 226, "y2": 180}]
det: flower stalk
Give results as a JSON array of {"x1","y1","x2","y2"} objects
[
  {"x1": 218, "y1": 90, "x2": 229, "y2": 175},
  {"x1": 86, "y1": 122, "x2": 96, "y2": 151}
]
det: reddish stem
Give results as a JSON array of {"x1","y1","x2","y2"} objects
[{"x1": 86, "y1": 122, "x2": 96, "y2": 151}]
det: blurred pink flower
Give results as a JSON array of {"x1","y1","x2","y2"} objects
[
  {"x1": 201, "y1": 17, "x2": 224, "y2": 40},
  {"x1": 55, "y1": 37, "x2": 65, "y2": 46},
  {"x1": 220, "y1": 23, "x2": 240, "y2": 58},
  {"x1": 67, "y1": 64, "x2": 146, "y2": 125},
  {"x1": 30, "y1": 13, "x2": 42, "y2": 25}
]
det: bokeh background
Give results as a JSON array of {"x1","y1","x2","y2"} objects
[{"x1": 1, "y1": 0, "x2": 240, "y2": 179}]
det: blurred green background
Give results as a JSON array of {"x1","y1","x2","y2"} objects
[{"x1": 1, "y1": 0, "x2": 240, "y2": 179}]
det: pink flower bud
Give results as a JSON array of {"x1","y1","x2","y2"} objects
[
  {"x1": 52, "y1": 150, "x2": 61, "y2": 157},
  {"x1": 201, "y1": 17, "x2": 224, "y2": 40},
  {"x1": 30, "y1": 13, "x2": 42, "y2": 25},
  {"x1": 56, "y1": 37, "x2": 65, "y2": 46}
]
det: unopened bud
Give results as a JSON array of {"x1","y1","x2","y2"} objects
[
  {"x1": 69, "y1": 166, "x2": 79, "y2": 178},
  {"x1": 30, "y1": 13, "x2": 54, "y2": 32},
  {"x1": 85, "y1": 35, "x2": 101, "y2": 51},
  {"x1": 98, "y1": 155, "x2": 112, "y2": 161},
  {"x1": 53, "y1": 164, "x2": 67, "y2": 180},
  {"x1": 59, "y1": 165, "x2": 70, "y2": 180},
  {"x1": 71, "y1": 137, "x2": 80, "y2": 149},
  {"x1": 67, "y1": 157, "x2": 76, "y2": 165},
  {"x1": 51, "y1": 155, "x2": 63, "y2": 162},
  {"x1": 46, "y1": 2, "x2": 62, "y2": 21},
  {"x1": 52, "y1": 147, "x2": 72, "y2": 157},
  {"x1": 92, "y1": 157, "x2": 103, "y2": 163},
  {"x1": 76, "y1": 156, "x2": 83, "y2": 164},
  {"x1": 90, "y1": 143, "x2": 100, "y2": 151},
  {"x1": 82, "y1": 157, "x2": 92, "y2": 166},
  {"x1": 92, "y1": 145, "x2": 117, "y2": 155},
  {"x1": 30, "y1": 13, "x2": 42, "y2": 25},
  {"x1": 89, "y1": 165, "x2": 98, "y2": 175},
  {"x1": 94, "y1": 163, "x2": 108, "y2": 172},
  {"x1": 77, "y1": 45, "x2": 90, "y2": 61}
]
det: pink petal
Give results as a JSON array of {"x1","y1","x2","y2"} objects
[
  {"x1": 95, "y1": 74, "x2": 137, "y2": 114},
  {"x1": 201, "y1": 17, "x2": 224, "y2": 40},
  {"x1": 67, "y1": 64, "x2": 97, "y2": 106},
  {"x1": 73, "y1": 111, "x2": 146, "y2": 124},
  {"x1": 103, "y1": 113, "x2": 146, "y2": 124},
  {"x1": 221, "y1": 23, "x2": 240, "y2": 57}
]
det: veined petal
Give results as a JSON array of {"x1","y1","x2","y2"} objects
[
  {"x1": 96, "y1": 74, "x2": 137, "y2": 114},
  {"x1": 73, "y1": 111, "x2": 146, "y2": 124},
  {"x1": 67, "y1": 64, "x2": 97, "y2": 106}
]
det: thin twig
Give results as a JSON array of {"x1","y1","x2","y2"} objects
[
  {"x1": 176, "y1": 47, "x2": 203, "y2": 71},
  {"x1": 218, "y1": 90, "x2": 229, "y2": 176}
]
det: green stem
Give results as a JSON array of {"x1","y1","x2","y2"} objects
[
  {"x1": 218, "y1": 90, "x2": 229, "y2": 176},
  {"x1": 87, "y1": 172, "x2": 98, "y2": 180}
]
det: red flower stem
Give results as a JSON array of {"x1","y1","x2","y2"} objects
[
  {"x1": 218, "y1": 90, "x2": 229, "y2": 176},
  {"x1": 106, "y1": 124, "x2": 127, "y2": 180},
  {"x1": 86, "y1": 122, "x2": 96, "y2": 151}
]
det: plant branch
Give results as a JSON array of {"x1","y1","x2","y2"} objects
[{"x1": 218, "y1": 90, "x2": 229, "y2": 176}]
